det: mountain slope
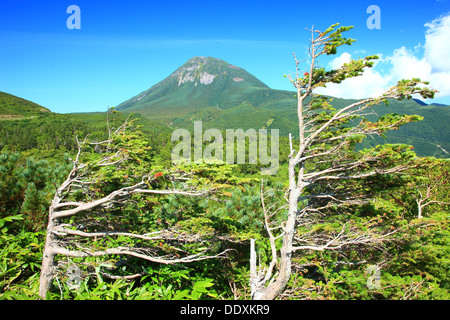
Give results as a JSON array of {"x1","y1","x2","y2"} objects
[
  {"x1": 116, "y1": 56, "x2": 449, "y2": 158},
  {"x1": 0, "y1": 91, "x2": 51, "y2": 118},
  {"x1": 116, "y1": 56, "x2": 270, "y2": 118},
  {"x1": 357, "y1": 99, "x2": 450, "y2": 157}
]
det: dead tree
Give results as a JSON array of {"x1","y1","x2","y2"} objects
[
  {"x1": 249, "y1": 24, "x2": 436, "y2": 300},
  {"x1": 410, "y1": 159, "x2": 449, "y2": 219},
  {"x1": 39, "y1": 117, "x2": 229, "y2": 299}
]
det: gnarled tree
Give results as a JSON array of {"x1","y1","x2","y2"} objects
[
  {"x1": 388, "y1": 158, "x2": 449, "y2": 219},
  {"x1": 39, "y1": 116, "x2": 229, "y2": 299},
  {"x1": 250, "y1": 23, "x2": 436, "y2": 300}
]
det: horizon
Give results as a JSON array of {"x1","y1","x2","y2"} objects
[{"x1": 1, "y1": 0, "x2": 450, "y2": 113}]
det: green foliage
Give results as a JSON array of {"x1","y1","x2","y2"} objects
[
  {"x1": 276, "y1": 156, "x2": 449, "y2": 300},
  {"x1": 280, "y1": 209, "x2": 449, "y2": 300},
  {"x1": 0, "y1": 111, "x2": 171, "y2": 164},
  {"x1": 320, "y1": 24, "x2": 355, "y2": 55},
  {"x1": 1, "y1": 138, "x2": 448, "y2": 300},
  {"x1": 0, "y1": 91, "x2": 51, "y2": 117},
  {"x1": 0, "y1": 215, "x2": 44, "y2": 299},
  {"x1": 0, "y1": 152, "x2": 70, "y2": 231},
  {"x1": 42, "y1": 264, "x2": 220, "y2": 300}
]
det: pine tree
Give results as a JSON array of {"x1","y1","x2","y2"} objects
[
  {"x1": 38, "y1": 117, "x2": 232, "y2": 299},
  {"x1": 249, "y1": 23, "x2": 436, "y2": 300}
]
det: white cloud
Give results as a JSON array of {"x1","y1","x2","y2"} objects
[
  {"x1": 314, "y1": 13, "x2": 450, "y2": 100},
  {"x1": 328, "y1": 52, "x2": 352, "y2": 69},
  {"x1": 314, "y1": 52, "x2": 390, "y2": 99},
  {"x1": 387, "y1": 47, "x2": 432, "y2": 81},
  {"x1": 424, "y1": 13, "x2": 450, "y2": 73}
]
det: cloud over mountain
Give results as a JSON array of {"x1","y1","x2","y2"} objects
[{"x1": 315, "y1": 13, "x2": 450, "y2": 100}]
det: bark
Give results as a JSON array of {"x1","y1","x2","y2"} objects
[
  {"x1": 416, "y1": 199, "x2": 423, "y2": 219},
  {"x1": 39, "y1": 208, "x2": 57, "y2": 298},
  {"x1": 252, "y1": 157, "x2": 301, "y2": 300},
  {"x1": 39, "y1": 153, "x2": 78, "y2": 299}
]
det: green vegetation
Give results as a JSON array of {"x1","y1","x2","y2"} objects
[
  {"x1": 0, "y1": 91, "x2": 50, "y2": 118},
  {"x1": 1, "y1": 121, "x2": 448, "y2": 299},
  {"x1": 0, "y1": 111, "x2": 172, "y2": 163},
  {"x1": 0, "y1": 25, "x2": 449, "y2": 300}
]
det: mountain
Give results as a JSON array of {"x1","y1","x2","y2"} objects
[
  {"x1": 117, "y1": 56, "x2": 323, "y2": 133},
  {"x1": 117, "y1": 56, "x2": 272, "y2": 117},
  {"x1": 0, "y1": 91, "x2": 51, "y2": 118},
  {"x1": 118, "y1": 56, "x2": 449, "y2": 158}
]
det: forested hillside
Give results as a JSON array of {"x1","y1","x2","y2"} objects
[
  {"x1": 0, "y1": 91, "x2": 51, "y2": 118},
  {"x1": 1, "y1": 109, "x2": 448, "y2": 300},
  {"x1": 1, "y1": 109, "x2": 449, "y2": 300}
]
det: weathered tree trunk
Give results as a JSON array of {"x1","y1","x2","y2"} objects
[
  {"x1": 252, "y1": 157, "x2": 301, "y2": 300},
  {"x1": 39, "y1": 163, "x2": 70, "y2": 299},
  {"x1": 416, "y1": 199, "x2": 423, "y2": 219},
  {"x1": 39, "y1": 210, "x2": 56, "y2": 299}
]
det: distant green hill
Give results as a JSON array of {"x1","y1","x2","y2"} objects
[
  {"x1": 356, "y1": 99, "x2": 449, "y2": 157},
  {"x1": 0, "y1": 91, "x2": 51, "y2": 118},
  {"x1": 116, "y1": 56, "x2": 450, "y2": 158},
  {"x1": 0, "y1": 110, "x2": 172, "y2": 164}
]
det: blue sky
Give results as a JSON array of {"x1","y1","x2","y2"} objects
[{"x1": 1, "y1": 0, "x2": 450, "y2": 113}]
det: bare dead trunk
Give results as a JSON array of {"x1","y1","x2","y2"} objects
[
  {"x1": 252, "y1": 157, "x2": 301, "y2": 300},
  {"x1": 39, "y1": 214, "x2": 56, "y2": 299},
  {"x1": 252, "y1": 194, "x2": 299, "y2": 299},
  {"x1": 416, "y1": 199, "x2": 423, "y2": 219}
]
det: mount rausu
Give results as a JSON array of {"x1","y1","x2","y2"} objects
[{"x1": 116, "y1": 56, "x2": 449, "y2": 158}]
